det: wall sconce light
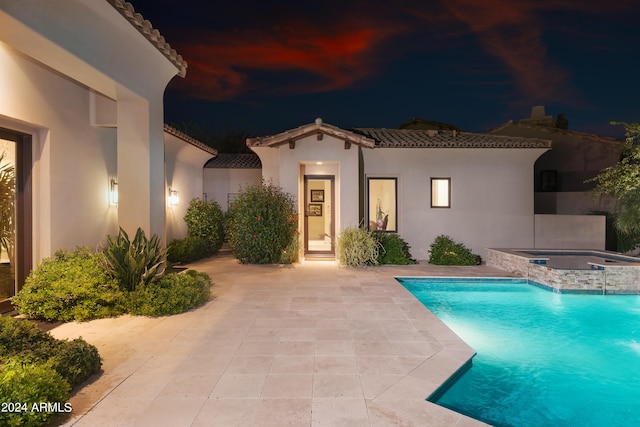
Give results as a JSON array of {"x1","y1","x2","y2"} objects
[
  {"x1": 109, "y1": 179, "x2": 118, "y2": 206},
  {"x1": 169, "y1": 188, "x2": 179, "y2": 207}
]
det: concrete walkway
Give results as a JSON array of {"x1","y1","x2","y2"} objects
[{"x1": 50, "y1": 251, "x2": 514, "y2": 426}]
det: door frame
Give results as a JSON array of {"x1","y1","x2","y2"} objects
[
  {"x1": 0, "y1": 127, "x2": 32, "y2": 314},
  {"x1": 303, "y1": 175, "x2": 335, "y2": 256}
]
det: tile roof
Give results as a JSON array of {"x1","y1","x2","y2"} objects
[
  {"x1": 246, "y1": 118, "x2": 376, "y2": 149},
  {"x1": 164, "y1": 124, "x2": 218, "y2": 155},
  {"x1": 352, "y1": 128, "x2": 552, "y2": 149},
  {"x1": 204, "y1": 153, "x2": 262, "y2": 169},
  {"x1": 106, "y1": 0, "x2": 187, "y2": 77}
]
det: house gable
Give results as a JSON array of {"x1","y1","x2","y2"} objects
[{"x1": 246, "y1": 118, "x2": 376, "y2": 150}]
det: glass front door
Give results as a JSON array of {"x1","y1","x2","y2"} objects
[{"x1": 304, "y1": 176, "x2": 335, "y2": 256}]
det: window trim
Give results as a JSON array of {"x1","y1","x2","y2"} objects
[
  {"x1": 367, "y1": 177, "x2": 398, "y2": 232},
  {"x1": 431, "y1": 177, "x2": 451, "y2": 208}
]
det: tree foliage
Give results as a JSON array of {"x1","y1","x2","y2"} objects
[
  {"x1": 589, "y1": 122, "x2": 640, "y2": 237},
  {"x1": 226, "y1": 180, "x2": 298, "y2": 264}
]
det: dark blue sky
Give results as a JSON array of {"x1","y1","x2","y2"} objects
[{"x1": 130, "y1": 0, "x2": 639, "y2": 139}]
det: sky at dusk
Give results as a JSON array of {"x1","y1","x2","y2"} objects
[{"x1": 130, "y1": 0, "x2": 639, "y2": 139}]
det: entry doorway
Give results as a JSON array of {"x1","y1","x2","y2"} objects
[
  {"x1": 0, "y1": 128, "x2": 32, "y2": 313},
  {"x1": 304, "y1": 176, "x2": 335, "y2": 257}
]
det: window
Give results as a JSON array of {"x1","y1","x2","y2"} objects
[
  {"x1": 367, "y1": 177, "x2": 397, "y2": 232},
  {"x1": 540, "y1": 170, "x2": 557, "y2": 192},
  {"x1": 431, "y1": 178, "x2": 450, "y2": 208}
]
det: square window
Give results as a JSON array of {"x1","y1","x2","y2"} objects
[{"x1": 431, "y1": 178, "x2": 450, "y2": 208}]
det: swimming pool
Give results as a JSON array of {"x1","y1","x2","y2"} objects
[{"x1": 398, "y1": 277, "x2": 640, "y2": 427}]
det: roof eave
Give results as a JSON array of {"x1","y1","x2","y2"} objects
[{"x1": 246, "y1": 122, "x2": 376, "y2": 149}]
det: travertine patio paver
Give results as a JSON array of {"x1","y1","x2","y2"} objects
[{"x1": 50, "y1": 251, "x2": 513, "y2": 426}]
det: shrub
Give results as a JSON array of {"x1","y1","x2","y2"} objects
[
  {"x1": 49, "y1": 338, "x2": 102, "y2": 388},
  {"x1": 101, "y1": 227, "x2": 166, "y2": 292},
  {"x1": 0, "y1": 316, "x2": 101, "y2": 426},
  {"x1": 374, "y1": 233, "x2": 416, "y2": 265},
  {"x1": 128, "y1": 270, "x2": 211, "y2": 316},
  {"x1": 337, "y1": 227, "x2": 380, "y2": 267},
  {"x1": 12, "y1": 247, "x2": 126, "y2": 322},
  {"x1": 428, "y1": 235, "x2": 481, "y2": 265},
  {"x1": 167, "y1": 236, "x2": 211, "y2": 264},
  {"x1": 0, "y1": 316, "x2": 102, "y2": 389},
  {"x1": 226, "y1": 181, "x2": 298, "y2": 264},
  {"x1": 184, "y1": 198, "x2": 225, "y2": 255},
  {"x1": 0, "y1": 359, "x2": 70, "y2": 427},
  {"x1": 0, "y1": 316, "x2": 57, "y2": 361}
]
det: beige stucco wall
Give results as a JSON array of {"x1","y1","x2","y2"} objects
[
  {"x1": 534, "y1": 214, "x2": 606, "y2": 249},
  {"x1": 164, "y1": 133, "x2": 214, "y2": 244},
  {"x1": 0, "y1": 44, "x2": 119, "y2": 261},
  {"x1": 362, "y1": 147, "x2": 549, "y2": 259},
  {"x1": 0, "y1": 0, "x2": 181, "y2": 264},
  {"x1": 203, "y1": 168, "x2": 262, "y2": 211}
]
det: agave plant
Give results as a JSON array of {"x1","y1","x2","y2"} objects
[{"x1": 101, "y1": 227, "x2": 166, "y2": 292}]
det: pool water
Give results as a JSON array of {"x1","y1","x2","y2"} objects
[{"x1": 398, "y1": 277, "x2": 640, "y2": 427}]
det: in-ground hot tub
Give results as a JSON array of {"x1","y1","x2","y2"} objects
[{"x1": 486, "y1": 248, "x2": 640, "y2": 294}]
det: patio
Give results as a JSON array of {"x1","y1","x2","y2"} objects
[{"x1": 50, "y1": 250, "x2": 512, "y2": 426}]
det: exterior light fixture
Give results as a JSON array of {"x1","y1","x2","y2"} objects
[
  {"x1": 109, "y1": 179, "x2": 118, "y2": 206},
  {"x1": 169, "y1": 188, "x2": 179, "y2": 207}
]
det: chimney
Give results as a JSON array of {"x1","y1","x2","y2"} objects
[{"x1": 530, "y1": 105, "x2": 546, "y2": 120}]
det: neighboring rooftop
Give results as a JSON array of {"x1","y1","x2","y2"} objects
[
  {"x1": 488, "y1": 106, "x2": 622, "y2": 144},
  {"x1": 205, "y1": 153, "x2": 262, "y2": 169},
  {"x1": 397, "y1": 118, "x2": 463, "y2": 132},
  {"x1": 107, "y1": 0, "x2": 187, "y2": 77},
  {"x1": 164, "y1": 124, "x2": 218, "y2": 155}
]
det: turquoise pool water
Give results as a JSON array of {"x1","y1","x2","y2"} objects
[{"x1": 398, "y1": 277, "x2": 640, "y2": 427}]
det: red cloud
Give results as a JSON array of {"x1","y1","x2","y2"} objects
[
  {"x1": 168, "y1": 0, "x2": 631, "y2": 106},
  {"x1": 439, "y1": 0, "x2": 632, "y2": 106},
  {"x1": 172, "y1": 19, "x2": 404, "y2": 101}
]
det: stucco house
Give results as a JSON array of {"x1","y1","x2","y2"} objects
[
  {"x1": 488, "y1": 106, "x2": 623, "y2": 215},
  {"x1": 0, "y1": 0, "x2": 215, "y2": 311},
  {"x1": 247, "y1": 118, "x2": 553, "y2": 261}
]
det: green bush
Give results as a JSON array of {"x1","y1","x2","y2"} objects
[
  {"x1": 12, "y1": 247, "x2": 126, "y2": 322},
  {"x1": 49, "y1": 338, "x2": 102, "y2": 388},
  {"x1": 374, "y1": 233, "x2": 416, "y2": 265},
  {"x1": 167, "y1": 236, "x2": 211, "y2": 264},
  {"x1": 0, "y1": 359, "x2": 71, "y2": 427},
  {"x1": 428, "y1": 235, "x2": 481, "y2": 265},
  {"x1": 128, "y1": 270, "x2": 211, "y2": 317},
  {"x1": 184, "y1": 198, "x2": 225, "y2": 255},
  {"x1": 226, "y1": 181, "x2": 299, "y2": 264},
  {"x1": 337, "y1": 227, "x2": 380, "y2": 267},
  {"x1": 0, "y1": 316, "x2": 57, "y2": 361},
  {"x1": 101, "y1": 227, "x2": 166, "y2": 292},
  {"x1": 0, "y1": 316, "x2": 102, "y2": 389},
  {"x1": 0, "y1": 316, "x2": 101, "y2": 426}
]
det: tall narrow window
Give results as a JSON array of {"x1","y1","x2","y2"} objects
[
  {"x1": 431, "y1": 178, "x2": 451, "y2": 208},
  {"x1": 367, "y1": 177, "x2": 397, "y2": 232}
]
